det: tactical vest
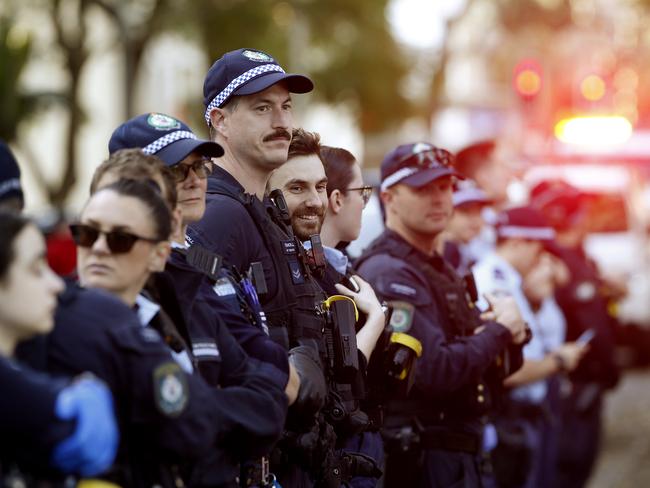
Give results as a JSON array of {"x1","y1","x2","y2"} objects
[
  {"x1": 358, "y1": 234, "x2": 496, "y2": 421},
  {"x1": 206, "y1": 184, "x2": 328, "y2": 356}
]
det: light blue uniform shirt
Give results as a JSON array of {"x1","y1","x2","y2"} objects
[{"x1": 472, "y1": 252, "x2": 547, "y2": 404}]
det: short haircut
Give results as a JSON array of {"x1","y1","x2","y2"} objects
[
  {"x1": 455, "y1": 140, "x2": 496, "y2": 180},
  {"x1": 90, "y1": 148, "x2": 177, "y2": 210},
  {"x1": 320, "y1": 146, "x2": 357, "y2": 198},
  {"x1": 288, "y1": 128, "x2": 322, "y2": 160}
]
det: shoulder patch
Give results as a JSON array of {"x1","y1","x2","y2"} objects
[
  {"x1": 388, "y1": 301, "x2": 415, "y2": 333},
  {"x1": 153, "y1": 362, "x2": 189, "y2": 417},
  {"x1": 389, "y1": 282, "x2": 417, "y2": 297}
]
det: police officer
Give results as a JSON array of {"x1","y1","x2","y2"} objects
[
  {"x1": 267, "y1": 129, "x2": 389, "y2": 487},
  {"x1": 355, "y1": 143, "x2": 528, "y2": 487},
  {"x1": 267, "y1": 128, "x2": 386, "y2": 361},
  {"x1": 188, "y1": 48, "x2": 336, "y2": 486},
  {"x1": 0, "y1": 211, "x2": 118, "y2": 482},
  {"x1": 472, "y1": 206, "x2": 588, "y2": 488},
  {"x1": 84, "y1": 172, "x2": 287, "y2": 486},
  {"x1": 438, "y1": 179, "x2": 492, "y2": 275},
  {"x1": 529, "y1": 181, "x2": 619, "y2": 488}
]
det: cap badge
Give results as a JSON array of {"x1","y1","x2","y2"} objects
[
  {"x1": 147, "y1": 113, "x2": 181, "y2": 131},
  {"x1": 242, "y1": 50, "x2": 274, "y2": 63}
]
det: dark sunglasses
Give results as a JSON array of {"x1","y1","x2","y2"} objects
[
  {"x1": 397, "y1": 147, "x2": 454, "y2": 171},
  {"x1": 170, "y1": 158, "x2": 213, "y2": 183},
  {"x1": 70, "y1": 224, "x2": 161, "y2": 254},
  {"x1": 345, "y1": 185, "x2": 373, "y2": 207}
]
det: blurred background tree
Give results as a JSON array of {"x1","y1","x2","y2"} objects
[
  {"x1": 7, "y1": 0, "x2": 650, "y2": 208},
  {"x1": 4, "y1": 0, "x2": 413, "y2": 207}
]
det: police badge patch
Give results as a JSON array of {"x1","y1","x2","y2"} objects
[
  {"x1": 147, "y1": 113, "x2": 181, "y2": 131},
  {"x1": 153, "y1": 362, "x2": 189, "y2": 417},
  {"x1": 242, "y1": 50, "x2": 274, "y2": 63},
  {"x1": 388, "y1": 301, "x2": 415, "y2": 333}
]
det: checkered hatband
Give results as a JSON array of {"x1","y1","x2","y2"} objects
[
  {"x1": 203, "y1": 64, "x2": 285, "y2": 124},
  {"x1": 142, "y1": 131, "x2": 197, "y2": 155}
]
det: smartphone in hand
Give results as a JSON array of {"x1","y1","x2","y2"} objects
[{"x1": 576, "y1": 328, "x2": 596, "y2": 346}]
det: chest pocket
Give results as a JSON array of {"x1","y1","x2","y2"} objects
[{"x1": 191, "y1": 338, "x2": 222, "y2": 387}]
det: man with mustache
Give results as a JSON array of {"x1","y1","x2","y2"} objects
[{"x1": 187, "y1": 48, "x2": 344, "y2": 486}]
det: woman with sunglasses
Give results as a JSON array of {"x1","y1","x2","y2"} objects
[
  {"x1": 0, "y1": 211, "x2": 119, "y2": 482},
  {"x1": 89, "y1": 145, "x2": 290, "y2": 487},
  {"x1": 71, "y1": 176, "x2": 286, "y2": 486}
]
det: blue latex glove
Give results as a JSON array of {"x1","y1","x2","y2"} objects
[{"x1": 51, "y1": 376, "x2": 119, "y2": 476}]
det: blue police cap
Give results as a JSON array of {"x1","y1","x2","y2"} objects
[
  {"x1": 109, "y1": 113, "x2": 224, "y2": 166},
  {"x1": 495, "y1": 206, "x2": 557, "y2": 243},
  {"x1": 453, "y1": 179, "x2": 492, "y2": 208},
  {"x1": 203, "y1": 48, "x2": 314, "y2": 125},
  {"x1": 0, "y1": 140, "x2": 23, "y2": 204},
  {"x1": 529, "y1": 180, "x2": 587, "y2": 230},
  {"x1": 380, "y1": 142, "x2": 464, "y2": 192}
]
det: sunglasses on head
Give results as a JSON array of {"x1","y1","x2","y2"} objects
[
  {"x1": 70, "y1": 224, "x2": 161, "y2": 254},
  {"x1": 345, "y1": 185, "x2": 373, "y2": 207},
  {"x1": 396, "y1": 147, "x2": 454, "y2": 171},
  {"x1": 170, "y1": 157, "x2": 213, "y2": 183}
]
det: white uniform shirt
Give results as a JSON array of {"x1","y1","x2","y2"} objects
[{"x1": 472, "y1": 252, "x2": 548, "y2": 404}]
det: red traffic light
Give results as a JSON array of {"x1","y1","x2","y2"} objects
[{"x1": 513, "y1": 59, "x2": 542, "y2": 99}]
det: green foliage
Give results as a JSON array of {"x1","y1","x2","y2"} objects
[
  {"x1": 187, "y1": 0, "x2": 412, "y2": 134},
  {"x1": 0, "y1": 18, "x2": 63, "y2": 142}
]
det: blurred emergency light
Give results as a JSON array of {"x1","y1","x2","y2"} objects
[
  {"x1": 554, "y1": 115, "x2": 632, "y2": 146},
  {"x1": 580, "y1": 74, "x2": 606, "y2": 102},
  {"x1": 513, "y1": 59, "x2": 542, "y2": 98}
]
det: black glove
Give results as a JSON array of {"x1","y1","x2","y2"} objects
[
  {"x1": 341, "y1": 451, "x2": 383, "y2": 479},
  {"x1": 288, "y1": 345, "x2": 327, "y2": 426}
]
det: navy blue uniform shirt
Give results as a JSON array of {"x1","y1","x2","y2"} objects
[
  {"x1": 17, "y1": 283, "x2": 286, "y2": 487},
  {"x1": 166, "y1": 248, "x2": 289, "y2": 381},
  {"x1": 187, "y1": 167, "x2": 280, "y2": 307},
  {"x1": 356, "y1": 230, "x2": 512, "y2": 415},
  {"x1": 554, "y1": 246, "x2": 619, "y2": 388},
  {"x1": 0, "y1": 358, "x2": 71, "y2": 474}
]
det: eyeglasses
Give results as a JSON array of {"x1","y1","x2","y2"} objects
[
  {"x1": 396, "y1": 147, "x2": 454, "y2": 171},
  {"x1": 345, "y1": 185, "x2": 373, "y2": 207},
  {"x1": 70, "y1": 224, "x2": 161, "y2": 254},
  {"x1": 170, "y1": 158, "x2": 213, "y2": 183}
]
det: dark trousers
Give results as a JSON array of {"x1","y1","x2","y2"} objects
[
  {"x1": 382, "y1": 448, "x2": 480, "y2": 488},
  {"x1": 555, "y1": 383, "x2": 603, "y2": 488}
]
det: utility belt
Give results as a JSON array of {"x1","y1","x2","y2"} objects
[
  {"x1": 382, "y1": 423, "x2": 480, "y2": 456},
  {"x1": 271, "y1": 417, "x2": 381, "y2": 487}
]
